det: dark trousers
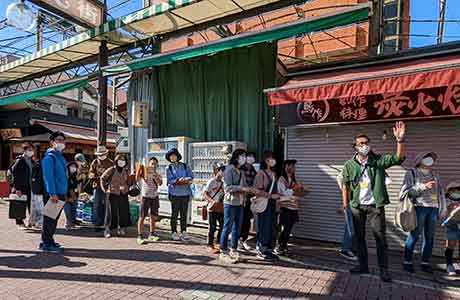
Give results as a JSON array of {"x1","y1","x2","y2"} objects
[
  {"x1": 170, "y1": 196, "x2": 190, "y2": 233},
  {"x1": 278, "y1": 208, "x2": 299, "y2": 250},
  {"x1": 208, "y1": 211, "x2": 224, "y2": 246},
  {"x1": 104, "y1": 193, "x2": 131, "y2": 230},
  {"x1": 256, "y1": 199, "x2": 277, "y2": 253},
  {"x1": 92, "y1": 187, "x2": 106, "y2": 227},
  {"x1": 240, "y1": 197, "x2": 253, "y2": 242},
  {"x1": 41, "y1": 194, "x2": 64, "y2": 246},
  {"x1": 351, "y1": 205, "x2": 389, "y2": 270}
]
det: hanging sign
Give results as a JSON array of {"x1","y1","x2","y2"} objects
[
  {"x1": 0, "y1": 128, "x2": 22, "y2": 140},
  {"x1": 29, "y1": 0, "x2": 104, "y2": 28},
  {"x1": 279, "y1": 84, "x2": 460, "y2": 127}
]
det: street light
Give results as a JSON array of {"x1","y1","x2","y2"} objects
[{"x1": 6, "y1": 0, "x2": 36, "y2": 32}]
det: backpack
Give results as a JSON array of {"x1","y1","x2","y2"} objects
[{"x1": 31, "y1": 161, "x2": 45, "y2": 195}]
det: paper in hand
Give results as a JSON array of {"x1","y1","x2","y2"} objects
[
  {"x1": 442, "y1": 206, "x2": 460, "y2": 227},
  {"x1": 42, "y1": 199, "x2": 66, "y2": 220}
]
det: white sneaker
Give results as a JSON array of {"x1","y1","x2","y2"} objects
[
  {"x1": 447, "y1": 264, "x2": 457, "y2": 276},
  {"x1": 180, "y1": 232, "x2": 190, "y2": 241},
  {"x1": 171, "y1": 232, "x2": 181, "y2": 241},
  {"x1": 243, "y1": 241, "x2": 252, "y2": 251},
  {"x1": 230, "y1": 249, "x2": 240, "y2": 262},
  {"x1": 104, "y1": 230, "x2": 111, "y2": 239},
  {"x1": 219, "y1": 252, "x2": 236, "y2": 264}
]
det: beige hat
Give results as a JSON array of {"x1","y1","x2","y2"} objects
[{"x1": 95, "y1": 145, "x2": 109, "y2": 156}]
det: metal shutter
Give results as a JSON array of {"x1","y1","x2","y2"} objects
[{"x1": 286, "y1": 119, "x2": 460, "y2": 256}]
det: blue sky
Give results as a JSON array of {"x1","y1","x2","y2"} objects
[{"x1": 0, "y1": 0, "x2": 459, "y2": 57}]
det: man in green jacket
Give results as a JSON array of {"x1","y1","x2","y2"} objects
[{"x1": 342, "y1": 121, "x2": 406, "y2": 282}]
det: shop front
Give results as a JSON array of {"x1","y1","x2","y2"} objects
[{"x1": 266, "y1": 49, "x2": 460, "y2": 256}]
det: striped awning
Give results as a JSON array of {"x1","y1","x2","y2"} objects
[{"x1": 0, "y1": 0, "x2": 287, "y2": 83}]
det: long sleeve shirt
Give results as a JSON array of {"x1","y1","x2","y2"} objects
[
  {"x1": 223, "y1": 164, "x2": 247, "y2": 206},
  {"x1": 166, "y1": 162, "x2": 193, "y2": 197}
]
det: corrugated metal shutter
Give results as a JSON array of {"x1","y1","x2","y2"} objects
[{"x1": 287, "y1": 119, "x2": 460, "y2": 256}]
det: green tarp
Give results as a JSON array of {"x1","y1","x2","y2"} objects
[
  {"x1": 104, "y1": 5, "x2": 369, "y2": 76},
  {"x1": 0, "y1": 78, "x2": 89, "y2": 106}
]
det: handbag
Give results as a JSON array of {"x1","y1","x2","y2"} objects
[
  {"x1": 251, "y1": 172, "x2": 275, "y2": 214},
  {"x1": 394, "y1": 169, "x2": 417, "y2": 232},
  {"x1": 208, "y1": 182, "x2": 224, "y2": 214},
  {"x1": 128, "y1": 183, "x2": 141, "y2": 197}
]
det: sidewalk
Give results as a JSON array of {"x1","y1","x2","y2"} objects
[{"x1": 0, "y1": 200, "x2": 459, "y2": 300}]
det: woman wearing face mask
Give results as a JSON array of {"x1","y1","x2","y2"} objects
[
  {"x1": 253, "y1": 151, "x2": 281, "y2": 261},
  {"x1": 239, "y1": 152, "x2": 257, "y2": 251},
  {"x1": 100, "y1": 154, "x2": 132, "y2": 238},
  {"x1": 442, "y1": 182, "x2": 460, "y2": 276},
  {"x1": 64, "y1": 162, "x2": 80, "y2": 230},
  {"x1": 401, "y1": 152, "x2": 446, "y2": 274},
  {"x1": 219, "y1": 149, "x2": 251, "y2": 263}
]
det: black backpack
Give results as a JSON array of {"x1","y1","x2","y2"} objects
[{"x1": 31, "y1": 161, "x2": 45, "y2": 195}]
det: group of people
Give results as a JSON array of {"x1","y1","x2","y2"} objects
[
  {"x1": 338, "y1": 121, "x2": 460, "y2": 282},
  {"x1": 7, "y1": 122, "x2": 460, "y2": 281}
]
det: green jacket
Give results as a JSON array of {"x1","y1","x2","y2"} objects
[{"x1": 342, "y1": 152, "x2": 404, "y2": 208}]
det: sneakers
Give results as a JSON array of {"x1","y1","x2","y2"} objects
[
  {"x1": 420, "y1": 263, "x2": 433, "y2": 274},
  {"x1": 380, "y1": 269, "x2": 392, "y2": 283},
  {"x1": 256, "y1": 251, "x2": 277, "y2": 261},
  {"x1": 403, "y1": 263, "x2": 415, "y2": 273},
  {"x1": 219, "y1": 252, "x2": 236, "y2": 264},
  {"x1": 39, "y1": 242, "x2": 62, "y2": 250},
  {"x1": 118, "y1": 228, "x2": 126, "y2": 236},
  {"x1": 171, "y1": 232, "x2": 181, "y2": 241},
  {"x1": 180, "y1": 232, "x2": 190, "y2": 241},
  {"x1": 230, "y1": 249, "x2": 240, "y2": 262},
  {"x1": 148, "y1": 234, "x2": 160, "y2": 242},
  {"x1": 274, "y1": 247, "x2": 289, "y2": 256},
  {"x1": 137, "y1": 237, "x2": 147, "y2": 245},
  {"x1": 349, "y1": 265, "x2": 370, "y2": 274},
  {"x1": 340, "y1": 250, "x2": 358, "y2": 261},
  {"x1": 65, "y1": 224, "x2": 73, "y2": 231},
  {"x1": 238, "y1": 240, "x2": 252, "y2": 251},
  {"x1": 41, "y1": 244, "x2": 63, "y2": 254},
  {"x1": 447, "y1": 264, "x2": 457, "y2": 276},
  {"x1": 208, "y1": 246, "x2": 220, "y2": 254},
  {"x1": 104, "y1": 230, "x2": 111, "y2": 239}
]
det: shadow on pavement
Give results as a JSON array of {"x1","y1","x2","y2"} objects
[{"x1": 0, "y1": 252, "x2": 86, "y2": 269}]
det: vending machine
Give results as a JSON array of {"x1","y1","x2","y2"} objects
[
  {"x1": 147, "y1": 137, "x2": 197, "y2": 223},
  {"x1": 188, "y1": 141, "x2": 247, "y2": 226}
]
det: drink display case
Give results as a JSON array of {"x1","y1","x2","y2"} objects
[
  {"x1": 188, "y1": 141, "x2": 247, "y2": 225},
  {"x1": 147, "y1": 137, "x2": 196, "y2": 222}
]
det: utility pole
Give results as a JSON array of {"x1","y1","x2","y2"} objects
[
  {"x1": 36, "y1": 11, "x2": 42, "y2": 51},
  {"x1": 437, "y1": 0, "x2": 447, "y2": 45},
  {"x1": 97, "y1": 0, "x2": 108, "y2": 146},
  {"x1": 368, "y1": 0, "x2": 383, "y2": 56}
]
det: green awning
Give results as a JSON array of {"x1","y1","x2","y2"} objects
[
  {"x1": 103, "y1": 3, "x2": 371, "y2": 76},
  {"x1": 0, "y1": 77, "x2": 88, "y2": 106}
]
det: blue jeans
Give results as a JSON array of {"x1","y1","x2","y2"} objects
[
  {"x1": 342, "y1": 206, "x2": 355, "y2": 252},
  {"x1": 256, "y1": 199, "x2": 276, "y2": 253},
  {"x1": 404, "y1": 207, "x2": 438, "y2": 264},
  {"x1": 64, "y1": 201, "x2": 77, "y2": 225},
  {"x1": 220, "y1": 204, "x2": 243, "y2": 251}
]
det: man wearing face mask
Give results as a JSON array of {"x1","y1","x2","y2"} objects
[
  {"x1": 342, "y1": 121, "x2": 406, "y2": 282},
  {"x1": 9, "y1": 142, "x2": 35, "y2": 229},
  {"x1": 89, "y1": 146, "x2": 113, "y2": 231},
  {"x1": 400, "y1": 151, "x2": 446, "y2": 274},
  {"x1": 40, "y1": 131, "x2": 68, "y2": 253}
]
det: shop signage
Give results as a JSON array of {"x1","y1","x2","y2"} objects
[
  {"x1": 29, "y1": 0, "x2": 104, "y2": 28},
  {"x1": 279, "y1": 84, "x2": 460, "y2": 127},
  {"x1": 0, "y1": 128, "x2": 22, "y2": 140}
]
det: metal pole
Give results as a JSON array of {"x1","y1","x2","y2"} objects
[
  {"x1": 97, "y1": 1, "x2": 108, "y2": 146},
  {"x1": 368, "y1": 0, "x2": 383, "y2": 55},
  {"x1": 112, "y1": 77, "x2": 117, "y2": 124},
  {"x1": 36, "y1": 11, "x2": 42, "y2": 51},
  {"x1": 437, "y1": 0, "x2": 447, "y2": 45},
  {"x1": 77, "y1": 88, "x2": 84, "y2": 118}
]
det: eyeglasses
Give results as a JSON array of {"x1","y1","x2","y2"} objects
[{"x1": 356, "y1": 141, "x2": 369, "y2": 146}]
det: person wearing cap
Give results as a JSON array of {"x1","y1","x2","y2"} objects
[
  {"x1": 40, "y1": 131, "x2": 68, "y2": 253},
  {"x1": 401, "y1": 151, "x2": 446, "y2": 274},
  {"x1": 8, "y1": 142, "x2": 35, "y2": 230},
  {"x1": 443, "y1": 182, "x2": 460, "y2": 276},
  {"x1": 204, "y1": 163, "x2": 226, "y2": 253},
  {"x1": 275, "y1": 159, "x2": 310, "y2": 256},
  {"x1": 165, "y1": 148, "x2": 194, "y2": 241},
  {"x1": 89, "y1": 145, "x2": 113, "y2": 230}
]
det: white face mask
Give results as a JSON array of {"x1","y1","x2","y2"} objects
[
  {"x1": 25, "y1": 150, "x2": 34, "y2": 158},
  {"x1": 450, "y1": 193, "x2": 460, "y2": 200},
  {"x1": 421, "y1": 156, "x2": 434, "y2": 167},
  {"x1": 99, "y1": 155, "x2": 107, "y2": 161},
  {"x1": 238, "y1": 156, "x2": 247, "y2": 166},
  {"x1": 247, "y1": 157, "x2": 255, "y2": 165},
  {"x1": 69, "y1": 167, "x2": 77, "y2": 174},
  {"x1": 357, "y1": 145, "x2": 371, "y2": 156},
  {"x1": 117, "y1": 160, "x2": 126, "y2": 168},
  {"x1": 55, "y1": 143, "x2": 65, "y2": 152},
  {"x1": 267, "y1": 159, "x2": 277, "y2": 168}
]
